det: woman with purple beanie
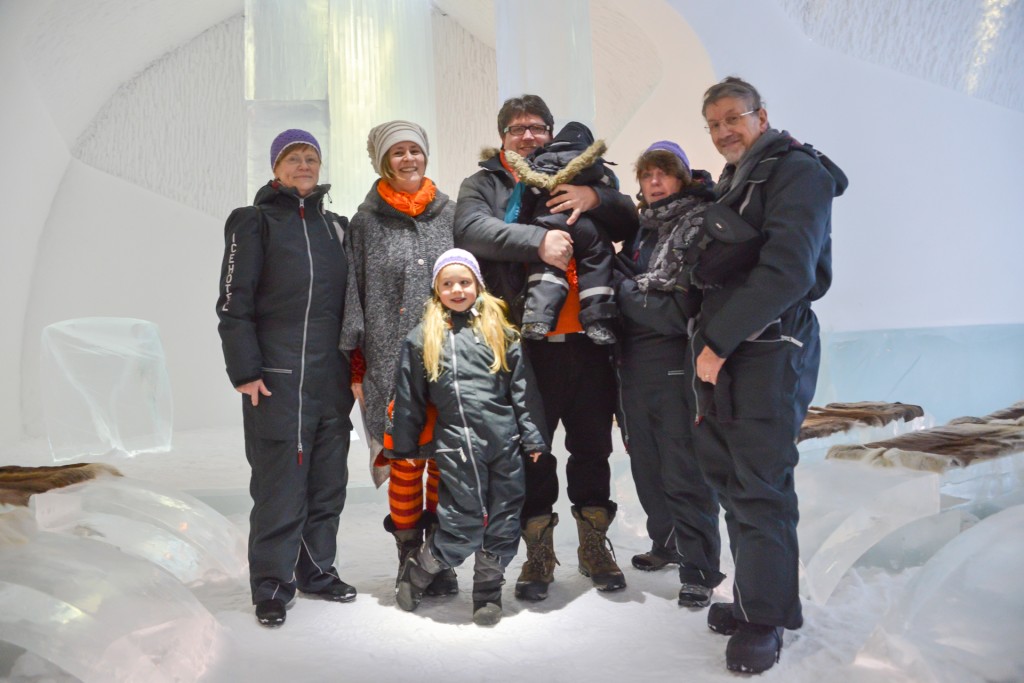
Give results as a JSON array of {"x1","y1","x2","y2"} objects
[
  {"x1": 216, "y1": 129, "x2": 356, "y2": 627},
  {"x1": 615, "y1": 140, "x2": 724, "y2": 608}
]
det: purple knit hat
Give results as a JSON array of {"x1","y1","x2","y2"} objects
[
  {"x1": 432, "y1": 248, "x2": 484, "y2": 287},
  {"x1": 644, "y1": 140, "x2": 690, "y2": 173},
  {"x1": 270, "y1": 129, "x2": 322, "y2": 170}
]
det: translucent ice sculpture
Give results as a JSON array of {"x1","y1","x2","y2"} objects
[
  {"x1": 0, "y1": 508, "x2": 220, "y2": 683},
  {"x1": 40, "y1": 318, "x2": 173, "y2": 462},
  {"x1": 797, "y1": 460, "x2": 940, "y2": 603},
  {"x1": 30, "y1": 476, "x2": 247, "y2": 585},
  {"x1": 853, "y1": 505, "x2": 1024, "y2": 683}
]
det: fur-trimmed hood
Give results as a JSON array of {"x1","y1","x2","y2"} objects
[{"x1": 504, "y1": 139, "x2": 608, "y2": 191}]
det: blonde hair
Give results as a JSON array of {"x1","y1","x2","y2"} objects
[{"x1": 420, "y1": 280, "x2": 519, "y2": 382}]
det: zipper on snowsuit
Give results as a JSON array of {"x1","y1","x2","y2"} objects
[
  {"x1": 296, "y1": 196, "x2": 315, "y2": 465},
  {"x1": 448, "y1": 328, "x2": 489, "y2": 527}
]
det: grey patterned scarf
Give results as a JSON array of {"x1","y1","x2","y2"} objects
[{"x1": 635, "y1": 191, "x2": 712, "y2": 292}]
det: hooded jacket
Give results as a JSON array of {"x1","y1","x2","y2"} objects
[
  {"x1": 696, "y1": 130, "x2": 848, "y2": 359},
  {"x1": 216, "y1": 181, "x2": 352, "y2": 453},
  {"x1": 454, "y1": 148, "x2": 638, "y2": 305}
]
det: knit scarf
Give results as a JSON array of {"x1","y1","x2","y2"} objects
[
  {"x1": 376, "y1": 177, "x2": 437, "y2": 216},
  {"x1": 634, "y1": 189, "x2": 713, "y2": 293}
]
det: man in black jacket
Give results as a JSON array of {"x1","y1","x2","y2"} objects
[
  {"x1": 689, "y1": 77, "x2": 848, "y2": 674},
  {"x1": 454, "y1": 95, "x2": 639, "y2": 600}
]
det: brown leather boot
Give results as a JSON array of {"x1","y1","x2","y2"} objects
[
  {"x1": 573, "y1": 506, "x2": 626, "y2": 592},
  {"x1": 514, "y1": 513, "x2": 559, "y2": 601}
]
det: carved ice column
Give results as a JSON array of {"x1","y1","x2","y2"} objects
[
  {"x1": 244, "y1": 0, "x2": 330, "y2": 201},
  {"x1": 328, "y1": 0, "x2": 437, "y2": 215},
  {"x1": 495, "y1": 0, "x2": 596, "y2": 129}
]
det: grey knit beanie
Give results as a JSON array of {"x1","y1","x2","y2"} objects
[{"x1": 366, "y1": 120, "x2": 430, "y2": 175}]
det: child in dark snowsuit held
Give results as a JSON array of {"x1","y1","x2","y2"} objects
[
  {"x1": 503, "y1": 122, "x2": 619, "y2": 345},
  {"x1": 387, "y1": 248, "x2": 549, "y2": 626}
]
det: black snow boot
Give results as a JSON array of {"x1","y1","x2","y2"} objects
[
  {"x1": 255, "y1": 598, "x2": 286, "y2": 627},
  {"x1": 384, "y1": 514, "x2": 422, "y2": 588},
  {"x1": 708, "y1": 602, "x2": 739, "y2": 635},
  {"x1": 395, "y1": 545, "x2": 443, "y2": 612},
  {"x1": 726, "y1": 622, "x2": 784, "y2": 674},
  {"x1": 420, "y1": 511, "x2": 459, "y2": 596}
]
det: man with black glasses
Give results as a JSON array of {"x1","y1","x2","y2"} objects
[
  {"x1": 689, "y1": 77, "x2": 848, "y2": 674},
  {"x1": 454, "y1": 95, "x2": 638, "y2": 601}
]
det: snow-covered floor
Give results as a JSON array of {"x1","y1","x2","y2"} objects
[{"x1": 1, "y1": 425, "x2": 1020, "y2": 682}]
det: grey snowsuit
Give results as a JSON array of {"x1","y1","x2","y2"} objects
[
  {"x1": 216, "y1": 181, "x2": 354, "y2": 604},
  {"x1": 685, "y1": 130, "x2": 848, "y2": 630},
  {"x1": 388, "y1": 312, "x2": 548, "y2": 571}
]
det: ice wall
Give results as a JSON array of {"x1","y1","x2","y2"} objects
[
  {"x1": 669, "y1": 0, "x2": 1024, "y2": 333},
  {"x1": 2, "y1": 0, "x2": 1022, "y2": 448}
]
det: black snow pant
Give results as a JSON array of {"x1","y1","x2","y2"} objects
[
  {"x1": 244, "y1": 409, "x2": 351, "y2": 604},
  {"x1": 521, "y1": 334, "x2": 616, "y2": 520},
  {"x1": 618, "y1": 336, "x2": 723, "y2": 586},
  {"x1": 685, "y1": 303, "x2": 820, "y2": 630},
  {"x1": 521, "y1": 213, "x2": 616, "y2": 329},
  {"x1": 428, "y1": 442, "x2": 525, "y2": 570}
]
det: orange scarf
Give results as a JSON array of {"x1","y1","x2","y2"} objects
[{"x1": 376, "y1": 177, "x2": 437, "y2": 217}]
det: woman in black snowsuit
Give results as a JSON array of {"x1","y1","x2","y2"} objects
[
  {"x1": 216, "y1": 129, "x2": 355, "y2": 627},
  {"x1": 615, "y1": 141, "x2": 724, "y2": 608}
]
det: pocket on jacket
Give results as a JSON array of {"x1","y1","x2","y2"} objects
[{"x1": 245, "y1": 369, "x2": 298, "y2": 440}]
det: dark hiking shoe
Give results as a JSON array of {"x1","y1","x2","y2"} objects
[
  {"x1": 521, "y1": 322, "x2": 552, "y2": 340},
  {"x1": 472, "y1": 600, "x2": 503, "y2": 626},
  {"x1": 255, "y1": 598, "x2": 286, "y2": 627},
  {"x1": 708, "y1": 602, "x2": 739, "y2": 635},
  {"x1": 678, "y1": 582, "x2": 713, "y2": 608},
  {"x1": 302, "y1": 578, "x2": 356, "y2": 602},
  {"x1": 726, "y1": 622, "x2": 784, "y2": 674},
  {"x1": 515, "y1": 513, "x2": 559, "y2": 601},
  {"x1": 425, "y1": 567, "x2": 459, "y2": 596},
  {"x1": 631, "y1": 546, "x2": 680, "y2": 571},
  {"x1": 584, "y1": 320, "x2": 617, "y2": 345},
  {"x1": 573, "y1": 506, "x2": 626, "y2": 592}
]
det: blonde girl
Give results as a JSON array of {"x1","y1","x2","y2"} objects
[{"x1": 387, "y1": 248, "x2": 548, "y2": 626}]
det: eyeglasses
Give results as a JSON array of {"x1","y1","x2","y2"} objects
[
  {"x1": 704, "y1": 110, "x2": 757, "y2": 133},
  {"x1": 503, "y1": 124, "x2": 551, "y2": 137},
  {"x1": 280, "y1": 154, "x2": 321, "y2": 166}
]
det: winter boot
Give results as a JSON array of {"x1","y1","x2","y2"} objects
[
  {"x1": 708, "y1": 602, "x2": 739, "y2": 635},
  {"x1": 384, "y1": 515, "x2": 422, "y2": 587},
  {"x1": 515, "y1": 513, "x2": 560, "y2": 601},
  {"x1": 255, "y1": 598, "x2": 286, "y2": 627},
  {"x1": 472, "y1": 550, "x2": 505, "y2": 626},
  {"x1": 395, "y1": 544, "x2": 443, "y2": 612},
  {"x1": 631, "y1": 543, "x2": 681, "y2": 571},
  {"x1": 572, "y1": 506, "x2": 626, "y2": 592},
  {"x1": 726, "y1": 622, "x2": 784, "y2": 674},
  {"x1": 419, "y1": 511, "x2": 459, "y2": 597}
]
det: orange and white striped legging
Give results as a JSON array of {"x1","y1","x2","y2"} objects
[{"x1": 388, "y1": 458, "x2": 440, "y2": 530}]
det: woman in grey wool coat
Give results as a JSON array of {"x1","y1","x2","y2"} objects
[{"x1": 339, "y1": 120, "x2": 457, "y2": 594}]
